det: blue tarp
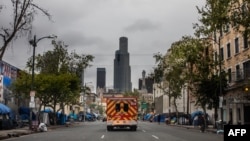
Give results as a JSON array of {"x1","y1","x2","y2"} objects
[
  {"x1": 191, "y1": 111, "x2": 203, "y2": 121},
  {"x1": 18, "y1": 107, "x2": 35, "y2": 120},
  {"x1": 144, "y1": 113, "x2": 152, "y2": 120},
  {"x1": 0, "y1": 103, "x2": 11, "y2": 114},
  {"x1": 41, "y1": 108, "x2": 53, "y2": 113},
  {"x1": 85, "y1": 112, "x2": 94, "y2": 120},
  {"x1": 3, "y1": 76, "x2": 11, "y2": 87},
  {"x1": 153, "y1": 114, "x2": 166, "y2": 122},
  {"x1": 69, "y1": 112, "x2": 78, "y2": 120}
]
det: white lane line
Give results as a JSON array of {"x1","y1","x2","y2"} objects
[
  {"x1": 142, "y1": 130, "x2": 146, "y2": 132},
  {"x1": 152, "y1": 135, "x2": 159, "y2": 140},
  {"x1": 101, "y1": 135, "x2": 105, "y2": 139}
]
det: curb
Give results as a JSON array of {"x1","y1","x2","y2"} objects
[{"x1": 0, "y1": 122, "x2": 82, "y2": 140}]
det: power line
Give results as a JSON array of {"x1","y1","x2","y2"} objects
[{"x1": 86, "y1": 53, "x2": 157, "y2": 56}]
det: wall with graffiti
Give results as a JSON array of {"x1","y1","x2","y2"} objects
[{"x1": 0, "y1": 61, "x2": 20, "y2": 102}]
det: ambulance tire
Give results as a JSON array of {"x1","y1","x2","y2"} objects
[
  {"x1": 131, "y1": 126, "x2": 137, "y2": 131},
  {"x1": 107, "y1": 126, "x2": 112, "y2": 131}
]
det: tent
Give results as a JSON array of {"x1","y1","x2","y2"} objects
[
  {"x1": 0, "y1": 103, "x2": 11, "y2": 114},
  {"x1": 191, "y1": 111, "x2": 203, "y2": 121},
  {"x1": 41, "y1": 108, "x2": 53, "y2": 113},
  {"x1": 0, "y1": 103, "x2": 12, "y2": 130},
  {"x1": 18, "y1": 107, "x2": 36, "y2": 120}
]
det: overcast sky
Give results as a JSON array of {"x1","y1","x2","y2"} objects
[{"x1": 1, "y1": 0, "x2": 205, "y2": 92}]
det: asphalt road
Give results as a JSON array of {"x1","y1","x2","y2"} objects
[{"x1": 2, "y1": 121, "x2": 223, "y2": 141}]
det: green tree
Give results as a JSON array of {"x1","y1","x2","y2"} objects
[
  {"x1": 152, "y1": 36, "x2": 213, "y2": 124},
  {"x1": 35, "y1": 73, "x2": 80, "y2": 124},
  {"x1": 10, "y1": 70, "x2": 31, "y2": 106},
  {"x1": 195, "y1": 68, "x2": 228, "y2": 126},
  {"x1": 96, "y1": 105, "x2": 104, "y2": 115},
  {"x1": 194, "y1": 0, "x2": 234, "y2": 127},
  {"x1": 194, "y1": 0, "x2": 231, "y2": 37},
  {"x1": 12, "y1": 39, "x2": 94, "y2": 124},
  {"x1": 229, "y1": 0, "x2": 250, "y2": 38}
]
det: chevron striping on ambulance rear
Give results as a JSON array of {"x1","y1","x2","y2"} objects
[{"x1": 106, "y1": 97, "x2": 138, "y2": 131}]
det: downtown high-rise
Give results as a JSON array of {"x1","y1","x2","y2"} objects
[
  {"x1": 96, "y1": 68, "x2": 106, "y2": 89},
  {"x1": 113, "y1": 37, "x2": 132, "y2": 92}
]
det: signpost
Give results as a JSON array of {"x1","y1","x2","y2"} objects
[{"x1": 29, "y1": 91, "x2": 36, "y2": 130}]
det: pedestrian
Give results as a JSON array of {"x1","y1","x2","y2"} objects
[
  {"x1": 198, "y1": 114, "x2": 205, "y2": 132},
  {"x1": 157, "y1": 114, "x2": 161, "y2": 124}
]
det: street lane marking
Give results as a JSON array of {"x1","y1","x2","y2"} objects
[
  {"x1": 101, "y1": 135, "x2": 105, "y2": 139},
  {"x1": 152, "y1": 135, "x2": 159, "y2": 140},
  {"x1": 142, "y1": 130, "x2": 146, "y2": 132}
]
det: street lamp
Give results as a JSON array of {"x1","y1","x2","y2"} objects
[
  {"x1": 217, "y1": 35, "x2": 224, "y2": 124},
  {"x1": 28, "y1": 35, "x2": 57, "y2": 130}
]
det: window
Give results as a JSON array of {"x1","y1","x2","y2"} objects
[
  {"x1": 236, "y1": 65, "x2": 241, "y2": 80},
  {"x1": 80, "y1": 96, "x2": 83, "y2": 103},
  {"x1": 214, "y1": 51, "x2": 218, "y2": 62},
  {"x1": 228, "y1": 68, "x2": 232, "y2": 83},
  {"x1": 235, "y1": 38, "x2": 239, "y2": 54},
  {"x1": 205, "y1": 47, "x2": 209, "y2": 57},
  {"x1": 243, "y1": 33, "x2": 249, "y2": 49},
  {"x1": 220, "y1": 47, "x2": 224, "y2": 61},
  {"x1": 115, "y1": 104, "x2": 120, "y2": 112},
  {"x1": 241, "y1": 2, "x2": 248, "y2": 17},
  {"x1": 124, "y1": 104, "x2": 129, "y2": 112},
  {"x1": 227, "y1": 43, "x2": 231, "y2": 58},
  {"x1": 223, "y1": 23, "x2": 230, "y2": 33},
  {"x1": 232, "y1": 12, "x2": 238, "y2": 27},
  {"x1": 220, "y1": 29, "x2": 223, "y2": 37},
  {"x1": 243, "y1": 61, "x2": 250, "y2": 79},
  {"x1": 213, "y1": 32, "x2": 217, "y2": 43}
]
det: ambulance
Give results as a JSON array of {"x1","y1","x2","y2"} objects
[{"x1": 106, "y1": 97, "x2": 138, "y2": 131}]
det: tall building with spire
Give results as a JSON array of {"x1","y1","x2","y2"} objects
[
  {"x1": 138, "y1": 70, "x2": 153, "y2": 93},
  {"x1": 113, "y1": 36, "x2": 132, "y2": 92}
]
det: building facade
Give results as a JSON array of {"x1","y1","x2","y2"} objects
[
  {"x1": 0, "y1": 61, "x2": 20, "y2": 104},
  {"x1": 113, "y1": 36, "x2": 132, "y2": 93},
  {"x1": 214, "y1": 22, "x2": 250, "y2": 125}
]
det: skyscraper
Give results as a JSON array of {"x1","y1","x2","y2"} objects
[
  {"x1": 113, "y1": 37, "x2": 132, "y2": 92},
  {"x1": 96, "y1": 68, "x2": 106, "y2": 89}
]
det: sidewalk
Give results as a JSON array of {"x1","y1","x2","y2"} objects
[
  {"x1": 0, "y1": 122, "x2": 82, "y2": 140},
  {"x1": 169, "y1": 124, "x2": 218, "y2": 134}
]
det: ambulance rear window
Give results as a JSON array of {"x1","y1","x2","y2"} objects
[
  {"x1": 124, "y1": 104, "x2": 129, "y2": 112},
  {"x1": 115, "y1": 104, "x2": 120, "y2": 112}
]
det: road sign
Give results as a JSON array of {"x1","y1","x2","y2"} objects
[{"x1": 30, "y1": 91, "x2": 36, "y2": 97}]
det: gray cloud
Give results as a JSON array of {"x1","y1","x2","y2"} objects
[
  {"x1": 2, "y1": 0, "x2": 205, "y2": 92},
  {"x1": 124, "y1": 19, "x2": 160, "y2": 32}
]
